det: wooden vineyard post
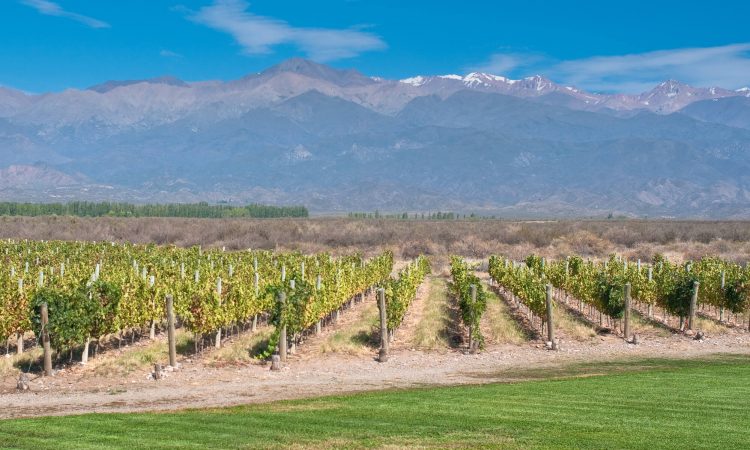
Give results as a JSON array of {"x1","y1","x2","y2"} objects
[
  {"x1": 41, "y1": 302, "x2": 52, "y2": 376},
  {"x1": 377, "y1": 288, "x2": 388, "y2": 363},
  {"x1": 215, "y1": 278, "x2": 222, "y2": 348},
  {"x1": 16, "y1": 278, "x2": 24, "y2": 354},
  {"x1": 335, "y1": 268, "x2": 341, "y2": 323},
  {"x1": 270, "y1": 355, "x2": 281, "y2": 371},
  {"x1": 289, "y1": 279, "x2": 296, "y2": 354},
  {"x1": 252, "y1": 272, "x2": 260, "y2": 332},
  {"x1": 623, "y1": 283, "x2": 632, "y2": 341},
  {"x1": 81, "y1": 337, "x2": 90, "y2": 365},
  {"x1": 469, "y1": 284, "x2": 477, "y2": 353},
  {"x1": 278, "y1": 291, "x2": 287, "y2": 363},
  {"x1": 545, "y1": 284, "x2": 557, "y2": 350},
  {"x1": 720, "y1": 271, "x2": 725, "y2": 322},
  {"x1": 166, "y1": 295, "x2": 177, "y2": 368},
  {"x1": 149, "y1": 276, "x2": 156, "y2": 340},
  {"x1": 647, "y1": 267, "x2": 654, "y2": 318},
  {"x1": 688, "y1": 281, "x2": 699, "y2": 331},
  {"x1": 315, "y1": 275, "x2": 322, "y2": 335}
]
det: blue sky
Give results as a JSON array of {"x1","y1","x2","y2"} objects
[{"x1": 2, "y1": 0, "x2": 749, "y2": 93}]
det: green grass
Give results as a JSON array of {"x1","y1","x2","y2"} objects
[{"x1": 1, "y1": 355, "x2": 749, "y2": 449}]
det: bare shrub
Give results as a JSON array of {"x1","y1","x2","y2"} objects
[
  {"x1": 681, "y1": 242, "x2": 712, "y2": 261},
  {"x1": 517, "y1": 225, "x2": 556, "y2": 248},
  {"x1": 709, "y1": 239, "x2": 731, "y2": 255},
  {"x1": 694, "y1": 231, "x2": 714, "y2": 244},
  {"x1": 453, "y1": 235, "x2": 493, "y2": 258},
  {"x1": 603, "y1": 226, "x2": 640, "y2": 248},
  {"x1": 558, "y1": 231, "x2": 612, "y2": 256},
  {"x1": 625, "y1": 244, "x2": 657, "y2": 263},
  {"x1": 401, "y1": 240, "x2": 438, "y2": 259}
]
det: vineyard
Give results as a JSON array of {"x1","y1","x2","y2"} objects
[
  {"x1": 1, "y1": 238, "x2": 750, "y2": 418},
  {"x1": 0, "y1": 239, "x2": 402, "y2": 368},
  {"x1": 2, "y1": 242, "x2": 749, "y2": 368},
  {"x1": 489, "y1": 253, "x2": 750, "y2": 342},
  {"x1": 450, "y1": 257, "x2": 488, "y2": 351},
  {"x1": 383, "y1": 256, "x2": 431, "y2": 337}
]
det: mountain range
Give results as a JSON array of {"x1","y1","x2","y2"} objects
[{"x1": 1, "y1": 58, "x2": 750, "y2": 217}]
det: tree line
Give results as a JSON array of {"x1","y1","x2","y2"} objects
[{"x1": 0, "y1": 201, "x2": 308, "y2": 219}]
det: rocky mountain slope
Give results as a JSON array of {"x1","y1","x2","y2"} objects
[{"x1": 0, "y1": 58, "x2": 749, "y2": 217}]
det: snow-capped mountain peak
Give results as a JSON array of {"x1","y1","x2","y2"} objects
[
  {"x1": 400, "y1": 76, "x2": 428, "y2": 87},
  {"x1": 646, "y1": 79, "x2": 685, "y2": 98},
  {"x1": 635, "y1": 79, "x2": 738, "y2": 110},
  {"x1": 397, "y1": 70, "x2": 579, "y2": 101},
  {"x1": 438, "y1": 74, "x2": 463, "y2": 81},
  {"x1": 520, "y1": 75, "x2": 554, "y2": 92},
  {"x1": 462, "y1": 72, "x2": 513, "y2": 87},
  {"x1": 396, "y1": 69, "x2": 743, "y2": 112},
  {"x1": 401, "y1": 72, "x2": 515, "y2": 88},
  {"x1": 463, "y1": 72, "x2": 492, "y2": 86}
]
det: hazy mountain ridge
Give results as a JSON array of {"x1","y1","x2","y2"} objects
[{"x1": 1, "y1": 58, "x2": 749, "y2": 217}]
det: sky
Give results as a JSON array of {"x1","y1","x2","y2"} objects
[{"x1": 1, "y1": 0, "x2": 749, "y2": 94}]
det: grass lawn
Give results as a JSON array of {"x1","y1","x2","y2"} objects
[{"x1": 1, "y1": 355, "x2": 749, "y2": 449}]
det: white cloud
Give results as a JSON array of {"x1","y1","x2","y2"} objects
[
  {"x1": 476, "y1": 44, "x2": 750, "y2": 93},
  {"x1": 473, "y1": 53, "x2": 542, "y2": 75},
  {"x1": 21, "y1": 0, "x2": 110, "y2": 29},
  {"x1": 557, "y1": 44, "x2": 750, "y2": 93},
  {"x1": 189, "y1": 0, "x2": 386, "y2": 61},
  {"x1": 160, "y1": 49, "x2": 183, "y2": 58}
]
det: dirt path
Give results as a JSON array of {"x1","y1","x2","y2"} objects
[
  {"x1": 296, "y1": 290, "x2": 379, "y2": 357},
  {"x1": 390, "y1": 276, "x2": 436, "y2": 350},
  {"x1": 480, "y1": 282, "x2": 528, "y2": 346},
  {"x1": 1, "y1": 328, "x2": 748, "y2": 420}
]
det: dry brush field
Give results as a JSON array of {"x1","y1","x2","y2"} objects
[{"x1": 2, "y1": 216, "x2": 749, "y2": 264}]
